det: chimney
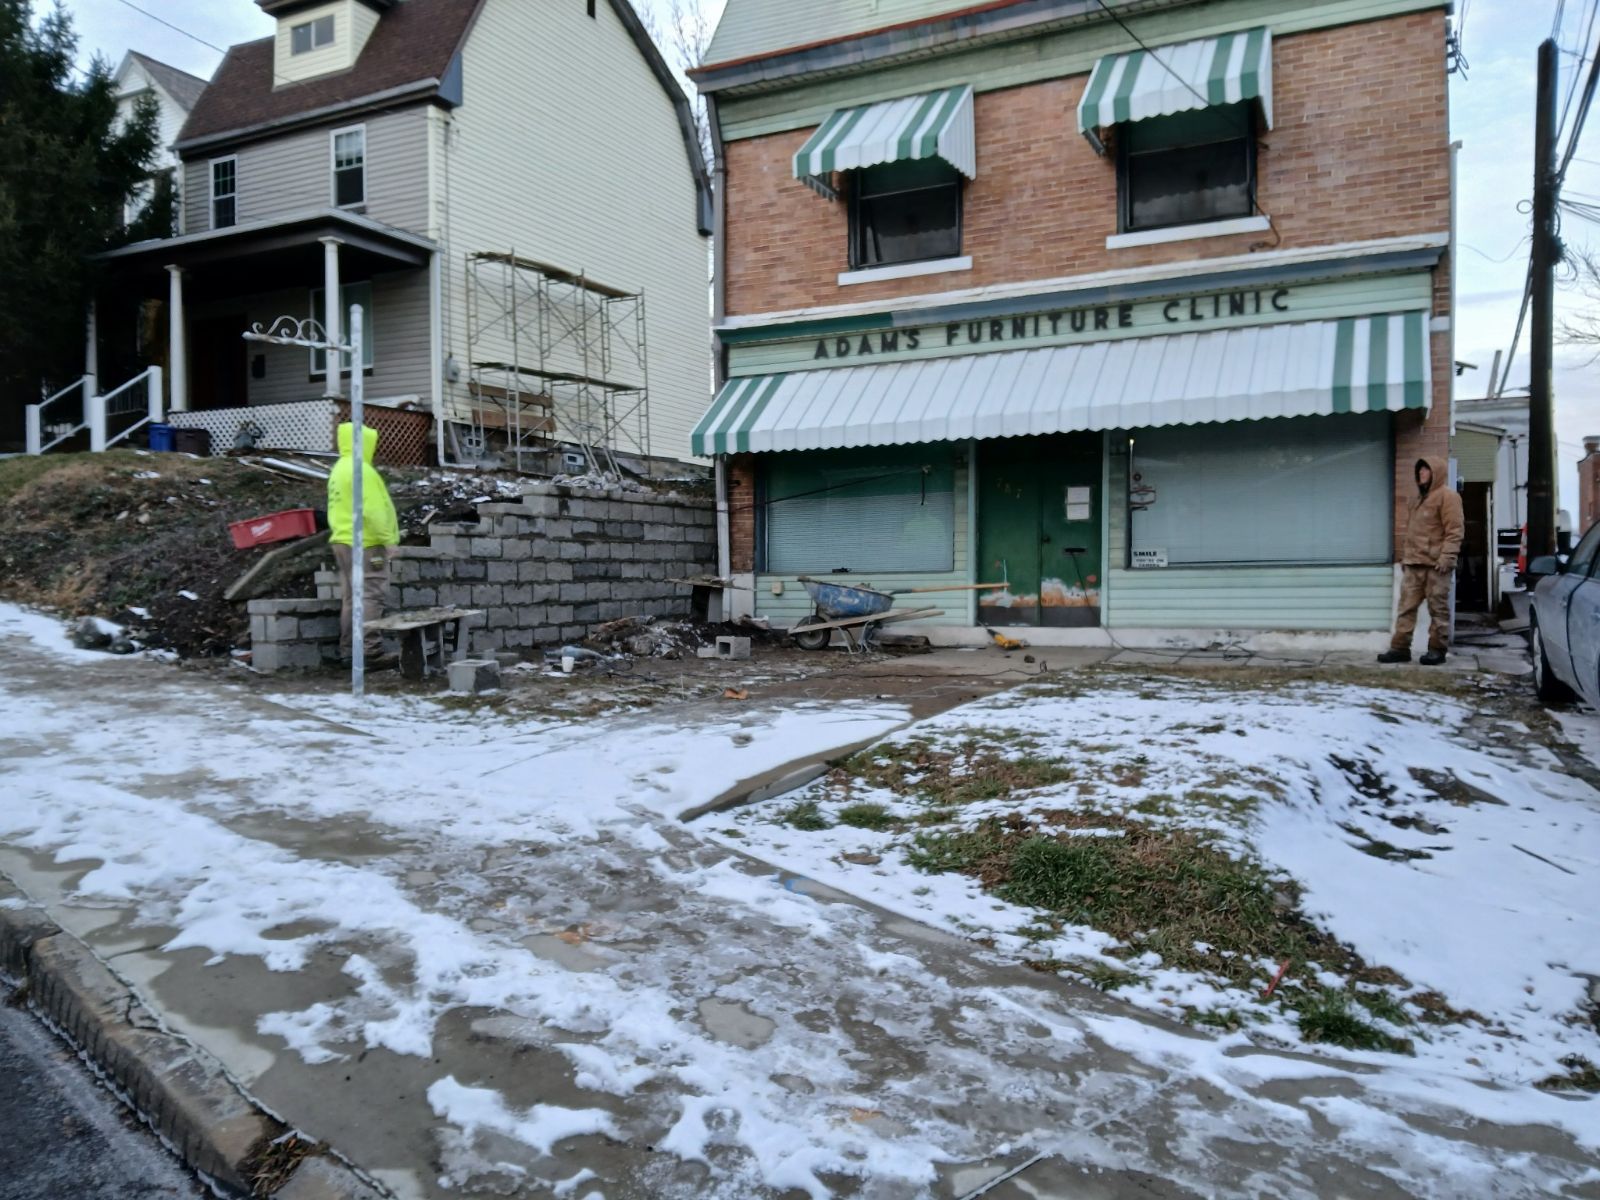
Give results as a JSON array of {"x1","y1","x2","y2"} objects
[{"x1": 1585, "y1": 436, "x2": 1600, "y2": 458}]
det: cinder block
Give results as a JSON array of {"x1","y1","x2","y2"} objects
[
  {"x1": 501, "y1": 538, "x2": 531, "y2": 560},
  {"x1": 250, "y1": 643, "x2": 285, "y2": 672},
  {"x1": 518, "y1": 560, "x2": 548, "y2": 583},
  {"x1": 716, "y1": 636, "x2": 753, "y2": 661},
  {"x1": 299, "y1": 617, "x2": 341, "y2": 640},
  {"x1": 456, "y1": 560, "x2": 487, "y2": 581},
  {"x1": 546, "y1": 562, "x2": 573, "y2": 582},
  {"x1": 503, "y1": 584, "x2": 532, "y2": 605},
  {"x1": 471, "y1": 584, "x2": 503, "y2": 606},
  {"x1": 558, "y1": 582, "x2": 586, "y2": 603},
  {"x1": 487, "y1": 561, "x2": 518, "y2": 583},
  {"x1": 469, "y1": 537, "x2": 503, "y2": 558}
]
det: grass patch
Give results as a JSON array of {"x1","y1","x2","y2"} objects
[
  {"x1": 784, "y1": 799, "x2": 830, "y2": 831},
  {"x1": 1295, "y1": 989, "x2": 1411, "y2": 1053},
  {"x1": 1023, "y1": 957, "x2": 1144, "y2": 991},
  {"x1": 840, "y1": 739, "x2": 1075, "y2": 808},
  {"x1": 1536, "y1": 1055, "x2": 1600, "y2": 1093},
  {"x1": 1189, "y1": 1007, "x2": 1248, "y2": 1032},
  {"x1": 835, "y1": 802, "x2": 896, "y2": 831}
]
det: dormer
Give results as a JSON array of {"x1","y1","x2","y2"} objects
[{"x1": 258, "y1": 0, "x2": 396, "y2": 85}]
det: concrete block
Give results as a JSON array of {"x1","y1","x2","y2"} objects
[
  {"x1": 417, "y1": 560, "x2": 453, "y2": 581},
  {"x1": 487, "y1": 561, "x2": 518, "y2": 583},
  {"x1": 299, "y1": 617, "x2": 341, "y2": 641},
  {"x1": 546, "y1": 561, "x2": 573, "y2": 582},
  {"x1": 456, "y1": 560, "x2": 487, "y2": 581},
  {"x1": 501, "y1": 538, "x2": 531, "y2": 560},
  {"x1": 249, "y1": 615, "x2": 268, "y2": 643},
  {"x1": 503, "y1": 584, "x2": 532, "y2": 605},
  {"x1": 572, "y1": 602, "x2": 601, "y2": 624},
  {"x1": 559, "y1": 583, "x2": 586, "y2": 603},
  {"x1": 471, "y1": 585, "x2": 503, "y2": 606},
  {"x1": 542, "y1": 518, "x2": 574, "y2": 539},
  {"x1": 517, "y1": 560, "x2": 548, "y2": 583},
  {"x1": 532, "y1": 625, "x2": 562, "y2": 644},
  {"x1": 437, "y1": 584, "x2": 473, "y2": 608},
  {"x1": 585, "y1": 581, "x2": 614, "y2": 601},
  {"x1": 469, "y1": 537, "x2": 503, "y2": 558},
  {"x1": 570, "y1": 519, "x2": 600, "y2": 536},
  {"x1": 249, "y1": 643, "x2": 286, "y2": 672},
  {"x1": 560, "y1": 624, "x2": 588, "y2": 641},
  {"x1": 716, "y1": 636, "x2": 753, "y2": 661},
  {"x1": 401, "y1": 587, "x2": 438, "y2": 609},
  {"x1": 247, "y1": 598, "x2": 341, "y2": 616},
  {"x1": 519, "y1": 494, "x2": 562, "y2": 517},
  {"x1": 558, "y1": 542, "x2": 585, "y2": 560}
]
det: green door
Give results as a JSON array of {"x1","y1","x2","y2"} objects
[{"x1": 977, "y1": 434, "x2": 1103, "y2": 627}]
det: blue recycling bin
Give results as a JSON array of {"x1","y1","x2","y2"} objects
[{"x1": 147, "y1": 423, "x2": 175, "y2": 452}]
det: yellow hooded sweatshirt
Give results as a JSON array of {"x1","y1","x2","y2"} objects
[{"x1": 328, "y1": 423, "x2": 399, "y2": 547}]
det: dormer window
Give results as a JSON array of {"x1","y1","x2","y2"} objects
[{"x1": 291, "y1": 15, "x2": 335, "y2": 55}]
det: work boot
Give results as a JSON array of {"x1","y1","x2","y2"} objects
[
  {"x1": 1376, "y1": 649, "x2": 1411, "y2": 664},
  {"x1": 1419, "y1": 650, "x2": 1447, "y2": 666}
]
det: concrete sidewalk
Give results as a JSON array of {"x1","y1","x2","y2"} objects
[{"x1": 0, "y1": 619, "x2": 1589, "y2": 1199}]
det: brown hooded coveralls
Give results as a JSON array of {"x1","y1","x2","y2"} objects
[{"x1": 1390, "y1": 455, "x2": 1465, "y2": 654}]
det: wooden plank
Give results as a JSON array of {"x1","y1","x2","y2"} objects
[{"x1": 225, "y1": 530, "x2": 331, "y2": 602}]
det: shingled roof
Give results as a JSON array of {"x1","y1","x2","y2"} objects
[
  {"x1": 126, "y1": 52, "x2": 209, "y2": 112},
  {"x1": 176, "y1": 0, "x2": 483, "y2": 150}
]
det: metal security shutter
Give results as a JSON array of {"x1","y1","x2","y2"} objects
[{"x1": 763, "y1": 448, "x2": 955, "y2": 574}]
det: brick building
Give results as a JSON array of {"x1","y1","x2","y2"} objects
[
  {"x1": 690, "y1": 0, "x2": 1455, "y2": 645},
  {"x1": 1579, "y1": 437, "x2": 1600, "y2": 534}
]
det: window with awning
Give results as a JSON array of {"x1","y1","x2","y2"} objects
[
  {"x1": 1078, "y1": 28, "x2": 1274, "y2": 155},
  {"x1": 793, "y1": 86, "x2": 976, "y2": 199}
]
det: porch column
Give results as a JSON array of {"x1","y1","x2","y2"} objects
[
  {"x1": 84, "y1": 299, "x2": 99, "y2": 400},
  {"x1": 321, "y1": 236, "x2": 343, "y2": 400},
  {"x1": 166, "y1": 265, "x2": 188, "y2": 413}
]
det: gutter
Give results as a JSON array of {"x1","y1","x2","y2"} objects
[{"x1": 174, "y1": 79, "x2": 444, "y2": 157}]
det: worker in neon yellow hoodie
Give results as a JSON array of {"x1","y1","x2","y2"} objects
[{"x1": 328, "y1": 422, "x2": 399, "y2": 662}]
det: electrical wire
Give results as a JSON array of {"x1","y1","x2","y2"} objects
[{"x1": 108, "y1": 0, "x2": 299, "y2": 89}]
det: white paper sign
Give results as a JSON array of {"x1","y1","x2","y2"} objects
[{"x1": 1132, "y1": 548, "x2": 1168, "y2": 568}]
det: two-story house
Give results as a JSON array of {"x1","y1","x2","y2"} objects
[
  {"x1": 691, "y1": 0, "x2": 1454, "y2": 647},
  {"x1": 93, "y1": 0, "x2": 710, "y2": 469},
  {"x1": 113, "y1": 52, "x2": 207, "y2": 232}
]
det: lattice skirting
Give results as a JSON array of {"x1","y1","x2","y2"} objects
[{"x1": 167, "y1": 400, "x2": 432, "y2": 466}]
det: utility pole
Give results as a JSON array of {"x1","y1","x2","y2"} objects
[{"x1": 1528, "y1": 38, "x2": 1559, "y2": 558}]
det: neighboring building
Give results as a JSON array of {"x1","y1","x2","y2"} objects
[
  {"x1": 1456, "y1": 391, "x2": 1530, "y2": 536},
  {"x1": 691, "y1": 0, "x2": 1455, "y2": 645},
  {"x1": 1450, "y1": 420, "x2": 1506, "y2": 613},
  {"x1": 113, "y1": 51, "x2": 208, "y2": 232},
  {"x1": 91, "y1": 0, "x2": 711, "y2": 469},
  {"x1": 1579, "y1": 436, "x2": 1600, "y2": 532}
]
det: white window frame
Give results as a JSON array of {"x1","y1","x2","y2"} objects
[
  {"x1": 309, "y1": 282, "x2": 375, "y2": 377},
  {"x1": 209, "y1": 156, "x2": 238, "y2": 229},
  {"x1": 290, "y1": 14, "x2": 336, "y2": 55},
  {"x1": 330, "y1": 124, "x2": 367, "y2": 210}
]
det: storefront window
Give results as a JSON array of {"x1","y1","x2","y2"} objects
[
  {"x1": 849, "y1": 159, "x2": 963, "y2": 268},
  {"x1": 1128, "y1": 415, "x2": 1391, "y2": 566},
  {"x1": 1119, "y1": 105, "x2": 1254, "y2": 232},
  {"x1": 763, "y1": 447, "x2": 956, "y2": 574}
]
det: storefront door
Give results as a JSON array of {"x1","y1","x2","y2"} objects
[{"x1": 977, "y1": 433, "x2": 1103, "y2": 627}]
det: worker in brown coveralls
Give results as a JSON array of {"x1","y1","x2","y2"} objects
[{"x1": 1378, "y1": 455, "x2": 1465, "y2": 666}]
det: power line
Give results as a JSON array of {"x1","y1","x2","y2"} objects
[{"x1": 107, "y1": 0, "x2": 298, "y2": 89}]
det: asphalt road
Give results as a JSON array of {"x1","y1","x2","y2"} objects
[{"x1": 0, "y1": 998, "x2": 202, "y2": 1200}]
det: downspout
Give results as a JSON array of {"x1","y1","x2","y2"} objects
[{"x1": 708, "y1": 94, "x2": 733, "y2": 601}]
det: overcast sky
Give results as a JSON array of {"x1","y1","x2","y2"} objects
[{"x1": 58, "y1": 0, "x2": 1600, "y2": 508}]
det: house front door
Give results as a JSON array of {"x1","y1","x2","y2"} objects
[
  {"x1": 977, "y1": 433, "x2": 1103, "y2": 627},
  {"x1": 190, "y1": 314, "x2": 249, "y2": 411}
]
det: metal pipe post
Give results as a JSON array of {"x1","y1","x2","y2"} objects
[{"x1": 349, "y1": 305, "x2": 366, "y2": 698}]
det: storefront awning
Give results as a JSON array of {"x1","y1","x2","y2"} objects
[
  {"x1": 1077, "y1": 28, "x2": 1273, "y2": 153},
  {"x1": 792, "y1": 86, "x2": 976, "y2": 198},
  {"x1": 691, "y1": 313, "x2": 1429, "y2": 455}
]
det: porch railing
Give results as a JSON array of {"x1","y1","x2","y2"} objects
[
  {"x1": 25, "y1": 376, "x2": 92, "y2": 455},
  {"x1": 92, "y1": 367, "x2": 164, "y2": 451}
]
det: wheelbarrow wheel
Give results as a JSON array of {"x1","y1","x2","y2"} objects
[{"x1": 791, "y1": 617, "x2": 831, "y2": 651}]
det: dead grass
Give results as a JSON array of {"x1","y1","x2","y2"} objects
[
  {"x1": 1537, "y1": 1055, "x2": 1600, "y2": 1093},
  {"x1": 839, "y1": 737, "x2": 1076, "y2": 808}
]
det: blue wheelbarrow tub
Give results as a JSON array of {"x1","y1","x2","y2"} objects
[{"x1": 798, "y1": 577, "x2": 895, "y2": 620}]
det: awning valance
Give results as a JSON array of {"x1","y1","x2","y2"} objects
[
  {"x1": 793, "y1": 86, "x2": 976, "y2": 198},
  {"x1": 692, "y1": 313, "x2": 1428, "y2": 456},
  {"x1": 1077, "y1": 28, "x2": 1273, "y2": 153}
]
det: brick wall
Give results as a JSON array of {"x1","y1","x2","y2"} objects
[
  {"x1": 1580, "y1": 451, "x2": 1600, "y2": 531},
  {"x1": 727, "y1": 454, "x2": 757, "y2": 572},
  {"x1": 388, "y1": 484, "x2": 717, "y2": 652},
  {"x1": 723, "y1": 11, "x2": 1451, "y2": 316}
]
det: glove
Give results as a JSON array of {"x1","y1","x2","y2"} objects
[{"x1": 1436, "y1": 558, "x2": 1456, "y2": 574}]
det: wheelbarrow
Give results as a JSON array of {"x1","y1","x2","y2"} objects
[{"x1": 789, "y1": 577, "x2": 942, "y2": 653}]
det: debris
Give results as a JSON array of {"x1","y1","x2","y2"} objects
[
  {"x1": 178, "y1": 590, "x2": 199, "y2": 601},
  {"x1": 841, "y1": 853, "x2": 882, "y2": 866},
  {"x1": 70, "y1": 616, "x2": 117, "y2": 650},
  {"x1": 1262, "y1": 958, "x2": 1292, "y2": 1000},
  {"x1": 224, "y1": 529, "x2": 332, "y2": 602},
  {"x1": 448, "y1": 658, "x2": 502, "y2": 695},
  {"x1": 723, "y1": 688, "x2": 750, "y2": 701},
  {"x1": 715, "y1": 636, "x2": 752, "y2": 661},
  {"x1": 985, "y1": 626, "x2": 1028, "y2": 651}
]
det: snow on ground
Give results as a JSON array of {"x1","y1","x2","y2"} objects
[{"x1": 717, "y1": 673, "x2": 1600, "y2": 1103}]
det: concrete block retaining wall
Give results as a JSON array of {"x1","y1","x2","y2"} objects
[
  {"x1": 247, "y1": 597, "x2": 345, "y2": 670},
  {"x1": 387, "y1": 483, "x2": 717, "y2": 653}
]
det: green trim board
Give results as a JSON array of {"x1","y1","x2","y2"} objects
[
  {"x1": 727, "y1": 273, "x2": 1434, "y2": 376},
  {"x1": 717, "y1": 0, "x2": 1446, "y2": 141}
]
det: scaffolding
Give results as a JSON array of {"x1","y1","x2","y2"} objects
[{"x1": 463, "y1": 251, "x2": 651, "y2": 474}]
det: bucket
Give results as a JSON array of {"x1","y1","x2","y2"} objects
[{"x1": 147, "y1": 423, "x2": 175, "y2": 452}]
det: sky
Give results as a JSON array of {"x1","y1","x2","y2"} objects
[{"x1": 56, "y1": 0, "x2": 1600, "y2": 507}]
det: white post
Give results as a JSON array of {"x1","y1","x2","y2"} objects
[
  {"x1": 167, "y1": 265, "x2": 188, "y2": 412},
  {"x1": 25, "y1": 405, "x2": 41, "y2": 455},
  {"x1": 84, "y1": 300, "x2": 99, "y2": 402},
  {"x1": 349, "y1": 304, "x2": 365, "y2": 699},
  {"x1": 147, "y1": 366, "x2": 165, "y2": 426},
  {"x1": 88, "y1": 388, "x2": 107, "y2": 453},
  {"x1": 322, "y1": 237, "x2": 343, "y2": 401},
  {"x1": 429, "y1": 248, "x2": 445, "y2": 466}
]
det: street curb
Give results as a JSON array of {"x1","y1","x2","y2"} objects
[{"x1": 0, "y1": 881, "x2": 388, "y2": 1200}]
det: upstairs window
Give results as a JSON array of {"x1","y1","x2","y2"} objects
[
  {"x1": 332, "y1": 126, "x2": 366, "y2": 208},
  {"x1": 210, "y1": 157, "x2": 237, "y2": 229},
  {"x1": 1119, "y1": 104, "x2": 1255, "y2": 233},
  {"x1": 291, "y1": 15, "x2": 336, "y2": 55},
  {"x1": 849, "y1": 159, "x2": 963, "y2": 269}
]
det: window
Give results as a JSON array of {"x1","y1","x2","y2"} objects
[
  {"x1": 848, "y1": 159, "x2": 963, "y2": 269},
  {"x1": 762, "y1": 447, "x2": 956, "y2": 575},
  {"x1": 332, "y1": 126, "x2": 366, "y2": 208},
  {"x1": 309, "y1": 282, "x2": 375, "y2": 375},
  {"x1": 291, "y1": 15, "x2": 336, "y2": 55},
  {"x1": 1129, "y1": 415, "x2": 1392, "y2": 567},
  {"x1": 1565, "y1": 521, "x2": 1600, "y2": 578},
  {"x1": 1119, "y1": 104, "x2": 1255, "y2": 233},
  {"x1": 210, "y1": 157, "x2": 237, "y2": 229}
]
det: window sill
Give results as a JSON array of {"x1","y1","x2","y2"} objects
[
  {"x1": 837, "y1": 256, "x2": 972, "y2": 286},
  {"x1": 1105, "y1": 215, "x2": 1271, "y2": 251}
]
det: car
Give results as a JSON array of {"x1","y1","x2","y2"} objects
[{"x1": 1526, "y1": 521, "x2": 1600, "y2": 707}]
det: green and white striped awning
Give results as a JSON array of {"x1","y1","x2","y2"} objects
[
  {"x1": 1078, "y1": 27, "x2": 1273, "y2": 153},
  {"x1": 793, "y1": 86, "x2": 976, "y2": 198},
  {"x1": 691, "y1": 313, "x2": 1428, "y2": 456}
]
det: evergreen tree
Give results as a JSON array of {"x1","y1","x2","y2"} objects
[{"x1": 0, "y1": 0, "x2": 167, "y2": 439}]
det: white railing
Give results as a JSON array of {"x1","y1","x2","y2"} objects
[
  {"x1": 92, "y1": 367, "x2": 164, "y2": 451},
  {"x1": 25, "y1": 376, "x2": 92, "y2": 455}
]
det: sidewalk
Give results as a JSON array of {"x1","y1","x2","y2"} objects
[{"x1": 0, "y1": 607, "x2": 1591, "y2": 1199}]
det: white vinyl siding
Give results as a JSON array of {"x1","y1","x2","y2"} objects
[
  {"x1": 181, "y1": 106, "x2": 429, "y2": 234},
  {"x1": 274, "y1": 0, "x2": 379, "y2": 83},
  {"x1": 437, "y1": 0, "x2": 710, "y2": 461}
]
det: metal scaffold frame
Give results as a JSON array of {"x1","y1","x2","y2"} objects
[{"x1": 464, "y1": 251, "x2": 651, "y2": 475}]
